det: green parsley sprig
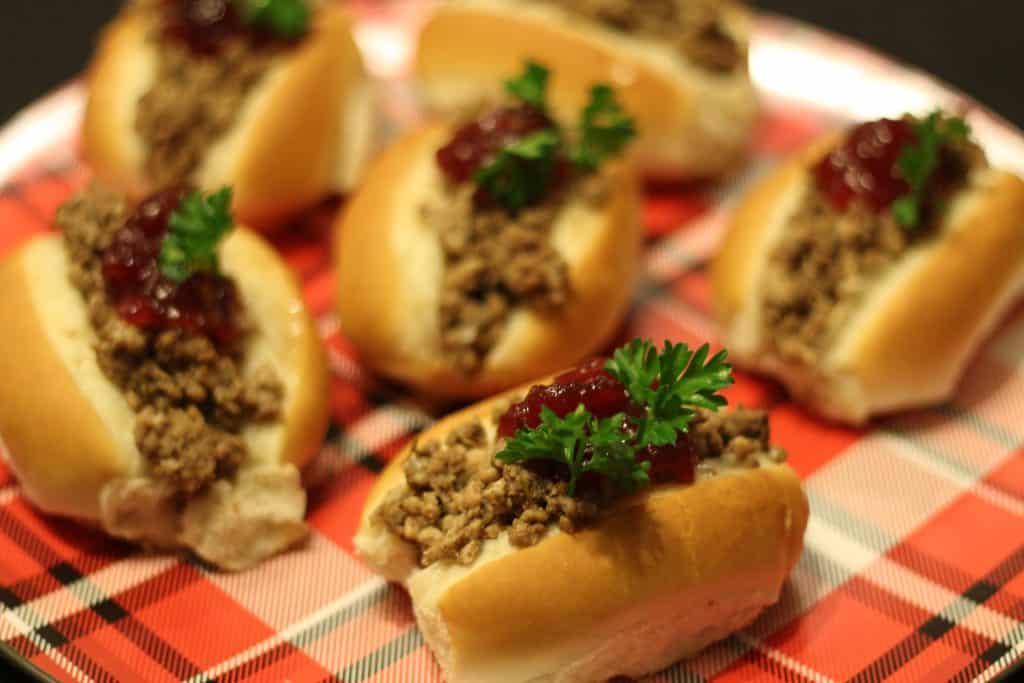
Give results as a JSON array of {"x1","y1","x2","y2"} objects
[
  {"x1": 237, "y1": 0, "x2": 310, "y2": 40},
  {"x1": 606, "y1": 339, "x2": 733, "y2": 449},
  {"x1": 473, "y1": 61, "x2": 637, "y2": 214},
  {"x1": 571, "y1": 85, "x2": 637, "y2": 171},
  {"x1": 474, "y1": 129, "x2": 561, "y2": 214},
  {"x1": 496, "y1": 339, "x2": 734, "y2": 495},
  {"x1": 892, "y1": 111, "x2": 970, "y2": 229},
  {"x1": 504, "y1": 62, "x2": 550, "y2": 111},
  {"x1": 159, "y1": 187, "x2": 235, "y2": 284}
]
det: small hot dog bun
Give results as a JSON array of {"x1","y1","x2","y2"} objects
[
  {"x1": 82, "y1": 5, "x2": 375, "y2": 229},
  {"x1": 413, "y1": 0, "x2": 758, "y2": 178},
  {"x1": 711, "y1": 135, "x2": 1024, "y2": 424},
  {"x1": 0, "y1": 229, "x2": 330, "y2": 570},
  {"x1": 334, "y1": 123, "x2": 642, "y2": 400},
  {"x1": 355, "y1": 386, "x2": 809, "y2": 682}
]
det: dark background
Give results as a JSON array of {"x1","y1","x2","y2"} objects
[
  {"x1": 0, "y1": 1, "x2": 1022, "y2": 681},
  {"x1": 0, "y1": 1, "x2": 1022, "y2": 128}
]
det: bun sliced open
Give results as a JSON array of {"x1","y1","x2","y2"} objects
[
  {"x1": 82, "y1": 5, "x2": 375, "y2": 229},
  {"x1": 0, "y1": 229, "x2": 330, "y2": 570},
  {"x1": 711, "y1": 132, "x2": 1024, "y2": 424},
  {"x1": 334, "y1": 122, "x2": 642, "y2": 399},
  {"x1": 355, "y1": 385, "x2": 809, "y2": 682},
  {"x1": 414, "y1": 0, "x2": 759, "y2": 178}
]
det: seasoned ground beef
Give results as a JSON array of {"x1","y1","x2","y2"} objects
[
  {"x1": 58, "y1": 187, "x2": 283, "y2": 495},
  {"x1": 547, "y1": 0, "x2": 743, "y2": 71},
  {"x1": 423, "y1": 173, "x2": 606, "y2": 374},
  {"x1": 134, "y1": 10, "x2": 277, "y2": 188},
  {"x1": 377, "y1": 406, "x2": 778, "y2": 568},
  {"x1": 759, "y1": 191, "x2": 913, "y2": 365}
]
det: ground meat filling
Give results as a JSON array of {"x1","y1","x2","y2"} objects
[
  {"x1": 58, "y1": 188, "x2": 283, "y2": 495},
  {"x1": 547, "y1": 0, "x2": 743, "y2": 71},
  {"x1": 134, "y1": 8, "x2": 278, "y2": 189},
  {"x1": 759, "y1": 192, "x2": 914, "y2": 365},
  {"x1": 377, "y1": 407, "x2": 776, "y2": 567},
  {"x1": 761, "y1": 154, "x2": 979, "y2": 364},
  {"x1": 423, "y1": 172, "x2": 607, "y2": 374}
]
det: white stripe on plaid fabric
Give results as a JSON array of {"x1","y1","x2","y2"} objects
[
  {"x1": 182, "y1": 577, "x2": 388, "y2": 683},
  {"x1": 0, "y1": 557, "x2": 177, "y2": 643},
  {"x1": 0, "y1": 607, "x2": 92, "y2": 683},
  {"x1": 881, "y1": 432, "x2": 1024, "y2": 517},
  {"x1": 335, "y1": 626, "x2": 424, "y2": 682},
  {"x1": 734, "y1": 633, "x2": 838, "y2": 683},
  {"x1": 0, "y1": 484, "x2": 18, "y2": 506}
]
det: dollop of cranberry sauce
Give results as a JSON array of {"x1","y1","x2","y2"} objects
[
  {"x1": 101, "y1": 187, "x2": 242, "y2": 346},
  {"x1": 435, "y1": 104, "x2": 568, "y2": 206},
  {"x1": 498, "y1": 358, "x2": 697, "y2": 486},
  {"x1": 812, "y1": 118, "x2": 917, "y2": 212},
  {"x1": 160, "y1": 0, "x2": 290, "y2": 55}
]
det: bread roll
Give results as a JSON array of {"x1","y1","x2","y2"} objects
[
  {"x1": 334, "y1": 122, "x2": 642, "y2": 400},
  {"x1": 414, "y1": 0, "x2": 759, "y2": 178},
  {"x1": 0, "y1": 228, "x2": 330, "y2": 570},
  {"x1": 711, "y1": 132, "x2": 1024, "y2": 424},
  {"x1": 355, "y1": 385, "x2": 809, "y2": 682},
  {"x1": 82, "y1": 4, "x2": 375, "y2": 229}
]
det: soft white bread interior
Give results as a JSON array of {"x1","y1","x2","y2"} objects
[
  {"x1": 711, "y1": 135, "x2": 1024, "y2": 424},
  {"x1": 414, "y1": 0, "x2": 759, "y2": 178},
  {"x1": 355, "y1": 388, "x2": 809, "y2": 682},
  {"x1": 0, "y1": 229, "x2": 330, "y2": 570},
  {"x1": 82, "y1": 4, "x2": 375, "y2": 229},
  {"x1": 334, "y1": 122, "x2": 642, "y2": 400}
]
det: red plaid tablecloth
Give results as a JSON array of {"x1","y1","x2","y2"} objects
[{"x1": 0, "y1": 7, "x2": 1022, "y2": 682}]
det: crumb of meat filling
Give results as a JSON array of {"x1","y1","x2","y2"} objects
[
  {"x1": 377, "y1": 407, "x2": 780, "y2": 568},
  {"x1": 423, "y1": 173, "x2": 608, "y2": 374},
  {"x1": 135, "y1": 15, "x2": 277, "y2": 188},
  {"x1": 57, "y1": 187, "x2": 284, "y2": 495}
]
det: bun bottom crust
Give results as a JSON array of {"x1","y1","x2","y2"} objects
[
  {"x1": 0, "y1": 230, "x2": 330, "y2": 570},
  {"x1": 712, "y1": 135, "x2": 1024, "y2": 424},
  {"x1": 356, "y1": 386, "x2": 809, "y2": 682},
  {"x1": 335, "y1": 124, "x2": 642, "y2": 400},
  {"x1": 414, "y1": 0, "x2": 759, "y2": 179}
]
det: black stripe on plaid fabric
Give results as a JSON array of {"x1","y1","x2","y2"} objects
[
  {"x1": 334, "y1": 627, "x2": 424, "y2": 683},
  {"x1": 327, "y1": 420, "x2": 386, "y2": 473},
  {"x1": 740, "y1": 644, "x2": 820, "y2": 683},
  {"x1": 204, "y1": 580, "x2": 392, "y2": 683},
  {"x1": 7, "y1": 560, "x2": 209, "y2": 681},
  {"x1": 848, "y1": 539, "x2": 1024, "y2": 682}
]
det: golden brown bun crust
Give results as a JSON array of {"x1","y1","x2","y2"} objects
[
  {"x1": 357, "y1": 383, "x2": 809, "y2": 681},
  {"x1": 0, "y1": 229, "x2": 329, "y2": 522},
  {"x1": 848, "y1": 170, "x2": 1024, "y2": 402},
  {"x1": 414, "y1": 0, "x2": 758, "y2": 178},
  {"x1": 335, "y1": 122, "x2": 642, "y2": 400},
  {"x1": 711, "y1": 131, "x2": 1024, "y2": 424},
  {"x1": 81, "y1": 6, "x2": 371, "y2": 229},
  {"x1": 0, "y1": 249, "x2": 128, "y2": 520}
]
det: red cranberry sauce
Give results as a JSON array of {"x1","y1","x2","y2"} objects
[
  {"x1": 101, "y1": 188, "x2": 243, "y2": 346},
  {"x1": 812, "y1": 118, "x2": 917, "y2": 212},
  {"x1": 160, "y1": 0, "x2": 293, "y2": 55},
  {"x1": 498, "y1": 358, "x2": 696, "y2": 485},
  {"x1": 436, "y1": 104, "x2": 553, "y2": 184}
]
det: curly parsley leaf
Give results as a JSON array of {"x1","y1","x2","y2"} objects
[
  {"x1": 605, "y1": 340, "x2": 733, "y2": 449},
  {"x1": 474, "y1": 129, "x2": 563, "y2": 214},
  {"x1": 571, "y1": 85, "x2": 636, "y2": 171},
  {"x1": 505, "y1": 61, "x2": 550, "y2": 111},
  {"x1": 892, "y1": 111, "x2": 970, "y2": 229},
  {"x1": 159, "y1": 187, "x2": 234, "y2": 284},
  {"x1": 238, "y1": 0, "x2": 310, "y2": 40},
  {"x1": 581, "y1": 414, "x2": 651, "y2": 494},
  {"x1": 496, "y1": 338, "x2": 732, "y2": 495}
]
